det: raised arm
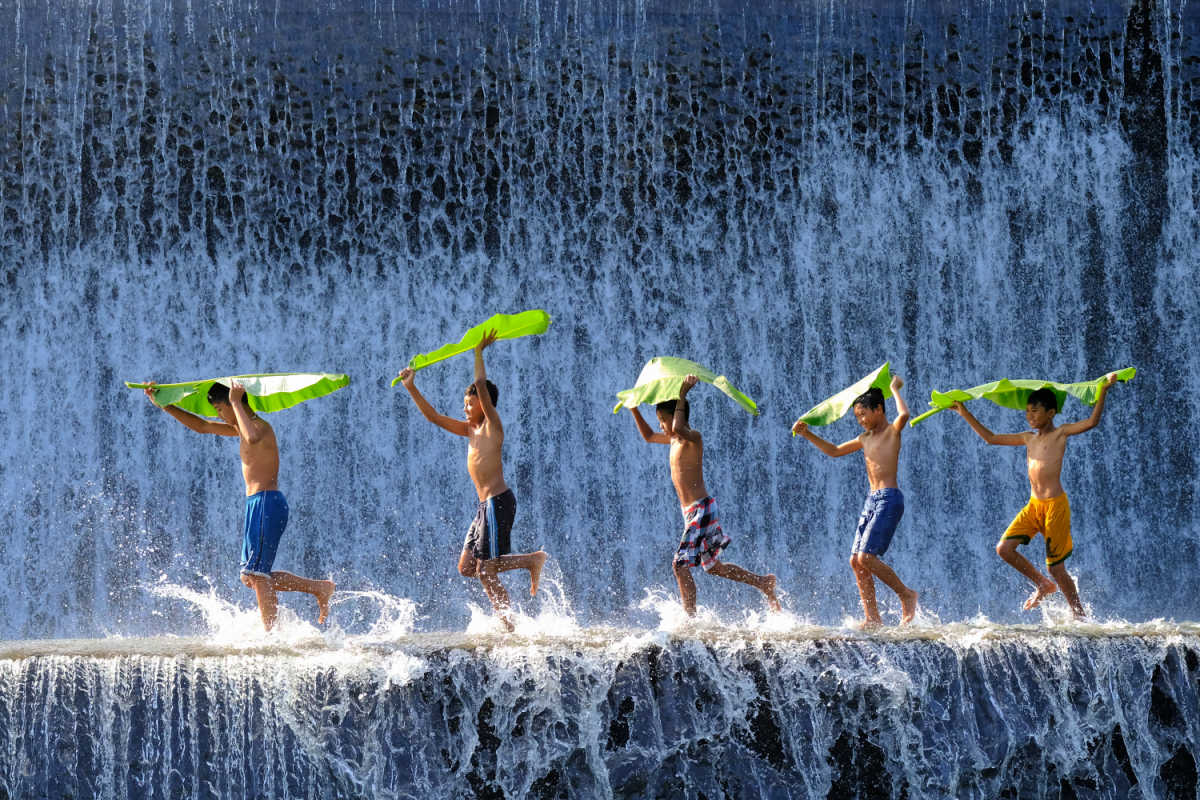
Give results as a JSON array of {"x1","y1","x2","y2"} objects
[
  {"x1": 1058, "y1": 372, "x2": 1118, "y2": 436},
  {"x1": 672, "y1": 375, "x2": 702, "y2": 444},
  {"x1": 473, "y1": 329, "x2": 503, "y2": 432},
  {"x1": 228, "y1": 383, "x2": 264, "y2": 444},
  {"x1": 630, "y1": 406, "x2": 670, "y2": 444},
  {"x1": 144, "y1": 383, "x2": 238, "y2": 436},
  {"x1": 951, "y1": 401, "x2": 1027, "y2": 446},
  {"x1": 790, "y1": 420, "x2": 863, "y2": 457},
  {"x1": 889, "y1": 375, "x2": 910, "y2": 431},
  {"x1": 397, "y1": 367, "x2": 470, "y2": 437}
]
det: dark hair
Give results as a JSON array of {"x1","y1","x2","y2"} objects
[
  {"x1": 852, "y1": 387, "x2": 885, "y2": 412},
  {"x1": 656, "y1": 397, "x2": 690, "y2": 423},
  {"x1": 206, "y1": 382, "x2": 250, "y2": 408},
  {"x1": 466, "y1": 379, "x2": 499, "y2": 407},
  {"x1": 1026, "y1": 388, "x2": 1059, "y2": 413}
]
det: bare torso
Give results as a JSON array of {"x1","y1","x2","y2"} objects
[
  {"x1": 1023, "y1": 427, "x2": 1068, "y2": 498},
  {"x1": 238, "y1": 416, "x2": 280, "y2": 496},
  {"x1": 467, "y1": 420, "x2": 509, "y2": 502},
  {"x1": 670, "y1": 435, "x2": 710, "y2": 507},
  {"x1": 859, "y1": 424, "x2": 902, "y2": 492}
]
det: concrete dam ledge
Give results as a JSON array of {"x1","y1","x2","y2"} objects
[{"x1": 1, "y1": 623, "x2": 1198, "y2": 799}]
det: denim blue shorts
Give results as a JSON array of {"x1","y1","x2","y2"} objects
[
  {"x1": 241, "y1": 490, "x2": 288, "y2": 577},
  {"x1": 851, "y1": 488, "x2": 904, "y2": 556}
]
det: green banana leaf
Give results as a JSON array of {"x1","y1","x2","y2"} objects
[
  {"x1": 126, "y1": 373, "x2": 350, "y2": 418},
  {"x1": 612, "y1": 357, "x2": 758, "y2": 416},
  {"x1": 794, "y1": 362, "x2": 892, "y2": 430},
  {"x1": 908, "y1": 366, "x2": 1137, "y2": 426},
  {"x1": 391, "y1": 309, "x2": 552, "y2": 385}
]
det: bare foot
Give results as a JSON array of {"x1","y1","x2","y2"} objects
[
  {"x1": 899, "y1": 589, "x2": 919, "y2": 625},
  {"x1": 529, "y1": 550, "x2": 548, "y2": 596},
  {"x1": 857, "y1": 618, "x2": 883, "y2": 631},
  {"x1": 762, "y1": 574, "x2": 782, "y2": 613},
  {"x1": 316, "y1": 580, "x2": 335, "y2": 625},
  {"x1": 1023, "y1": 580, "x2": 1058, "y2": 610},
  {"x1": 498, "y1": 613, "x2": 515, "y2": 633}
]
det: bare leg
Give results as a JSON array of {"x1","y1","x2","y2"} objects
[
  {"x1": 672, "y1": 560, "x2": 698, "y2": 616},
  {"x1": 849, "y1": 554, "x2": 883, "y2": 629},
  {"x1": 1048, "y1": 562, "x2": 1085, "y2": 619},
  {"x1": 486, "y1": 550, "x2": 549, "y2": 596},
  {"x1": 707, "y1": 561, "x2": 782, "y2": 612},
  {"x1": 269, "y1": 571, "x2": 335, "y2": 625},
  {"x1": 243, "y1": 574, "x2": 280, "y2": 631},
  {"x1": 857, "y1": 553, "x2": 918, "y2": 624},
  {"x1": 477, "y1": 560, "x2": 515, "y2": 632},
  {"x1": 996, "y1": 539, "x2": 1058, "y2": 610}
]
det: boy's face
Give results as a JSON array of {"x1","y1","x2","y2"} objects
[
  {"x1": 213, "y1": 401, "x2": 236, "y2": 425},
  {"x1": 656, "y1": 409, "x2": 674, "y2": 434},
  {"x1": 463, "y1": 389, "x2": 483, "y2": 422},
  {"x1": 1025, "y1": 402, "x2": 1056, "y2": 429},
  {"x1": 853, "y1": 402, "x2": 885, "y2": 430}
]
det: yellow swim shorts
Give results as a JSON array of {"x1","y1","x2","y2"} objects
[{"x1": 1001, "y1": 493, "x2": 1073, "y2": 566}]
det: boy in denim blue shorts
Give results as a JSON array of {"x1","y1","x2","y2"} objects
[
  {"x1": 793, "y1": 375, "x2": 919, "y2": 629},
  {"x1": 144, "y1": 381, "x2": 334, "y2": 631}
]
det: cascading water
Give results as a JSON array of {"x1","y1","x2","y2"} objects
[{"x1": 1, "y1": 0, "x2": 1198, "y2": 796}]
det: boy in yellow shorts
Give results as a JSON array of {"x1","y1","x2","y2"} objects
[{"x1": 950, "y1": 373, "x2": 1119, "y2": 618}]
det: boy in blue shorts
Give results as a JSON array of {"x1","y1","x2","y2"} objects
[
  {"x1": 398, "y1": 331, "x2": 548, "y2": 632},
  {"x1": 793, "y1": 375, "x2": 918, "y2": 629},
  {"x1": 144, "y1": 381, "x2": 334, "y2": 631}
]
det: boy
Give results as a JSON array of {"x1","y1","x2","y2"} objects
[
  {"x1": 144, "y1": 381, "x2": 334, "y2": 631},
  {"x1": 397, "y1": 330, "x2": 548, "y2": 632},
  {"x1": 629, "y1": 374, "x2": 780, "y2": 616},
  {"x1": 950, "y1": 373, "x2": 1119, "y2": 618},
  {"x1": 792, "y1": 375, "x2": 919, "y2": 629}
]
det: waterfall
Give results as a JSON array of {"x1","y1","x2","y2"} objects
[
  {"x1": 1, "y1": 627, "x2": 1198, "y2": 799},
  {"x1": 2, "y1": 0, "x2": 1196, "y2": 637},
  {"x1": 3, "y1": 0, "x2": 1200, "y2": 796}
]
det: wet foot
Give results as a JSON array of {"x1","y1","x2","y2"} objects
[
  {"x1": 499, "y1": 613, "x2": 515, "y2": 633},
  {"x1": 1023, "y1": 580, "x2": 1058, "y2": 610},
  {"x1": 529, "y1": 550, "x2": 548, "y2": 596},
  {"x1": 316, "y1": 579, "x2": 335, "y2": 625},
  {"x1": 900, "y1": 589, "x2": 919, "y2": 625},
  {"x1": 762, "y1": 574, "x2": 782, "y2": 613},
  {"x1": 857, "y1": 618, "x2": 883, "y2": 631}
]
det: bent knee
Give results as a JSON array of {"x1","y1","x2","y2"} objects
[
  {"x1": 849, "y1": 553, "x2": 869, "y2": 571},
  {"x1": 242, "y1": 572, "x2": 269, "y2": 589}
]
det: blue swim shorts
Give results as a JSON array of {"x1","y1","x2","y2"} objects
[
  {"x1": 241, "y1": 490, "x2": 288, "y2": 577},
  {"x1": 464, "y1": 489, "x2": 517, "y2": 561},
  {"x1": 851, "y1": 488, "x2": 904, "y2": 556}
]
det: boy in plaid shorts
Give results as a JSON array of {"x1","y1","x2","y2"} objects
[{"x1": 629, "y1": 374, "x2": 780, "y2": 616}]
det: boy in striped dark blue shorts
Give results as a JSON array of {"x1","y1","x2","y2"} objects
[{"x1": 398, "y1": 330, "x2": 549, "y2": 632}]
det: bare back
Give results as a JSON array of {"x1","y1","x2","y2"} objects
[
  {"x1": 858, "y1": 424, "x2": 902, "y2": 492},
  {"x1": 467, "y1": 419, "x2": 509, "y2": 502},
  {"x1": 237, "y1": 416, "x2": 280, "y2": 495},
  {"x1": 669, "y1": 434, "x2": 709, "y2": 507}
]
